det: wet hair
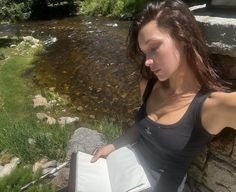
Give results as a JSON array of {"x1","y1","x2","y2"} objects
[{"x1": 127, "y1": 0, "x2": 230, "y2": 91}]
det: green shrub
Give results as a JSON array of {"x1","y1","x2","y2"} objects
[{"x1": 95, "y1": 116, "x2": 123, "y2": 142}]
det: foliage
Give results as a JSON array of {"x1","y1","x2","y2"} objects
[
  {"x1": 79, "y1": 0, "x2": 209, "y2": 18},
  {"x1": 95, "y1": 116, "x2": 123, "y2": 142},
  {"x1": 0, "y1": 0, "x2": 78, "y2": 22},
  {"x1": 0, "y1": 0, "x2": 31, "y2": 22},
  {"x1": 79, "y1": 0, "x2": 152, "y2": 18},
  {"x1": 40, "y1": 88, "x2": 70, "y2": 115},
  {"x1": 0, "y1": 166, "x2": 55, "y2": 192}
]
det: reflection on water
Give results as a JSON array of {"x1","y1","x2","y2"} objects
[{"x1": 2, "y1": 16, "x2": 141, "y2": 128}]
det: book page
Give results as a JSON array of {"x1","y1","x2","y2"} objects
[
  {"x1": 76, "y1": 152, "x2": 112, "y2": 192},
  {"x1": 106, "y1": 145, "x2": 151, "y2": 192}
]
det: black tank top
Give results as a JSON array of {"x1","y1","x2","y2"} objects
[{"x1": 134, "y1": 78, "x2": 216, "y2": 192}]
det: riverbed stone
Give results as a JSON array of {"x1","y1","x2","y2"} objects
[
  {"x1": 36, "y1": 112, "x2": 56, "y2": 125},
  {"x1": 0, "y1": 157, "x2": 20, "y2": 177},
  {"x1": 33, "y1": 158, "x2": 48, "y2": 173},
  {"x1": 0, "y1": 153, "x2": 13, "y2": 165},
  {"x1": 33, "y1": 95, "x2": 48, "y2": 107},
  {"x1": 58, "y1": 116, "x2": 79, "y2": 126},
  {"x1": 66, "y1": 127, "x2": 107, "y2": 160}
]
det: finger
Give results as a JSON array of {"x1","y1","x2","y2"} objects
[
  {"x1": 90, "y1": 153, "x2": 99, "y2": 163},
  {"x1": 92, "y1": 148, "x2": 99, "y2": 155}
]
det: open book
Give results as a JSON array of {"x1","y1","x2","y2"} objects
[{"x1": 68, "y1": 145, "x2": 151, "y2": 192}]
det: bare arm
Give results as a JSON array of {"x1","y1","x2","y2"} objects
[
  {"x1": 90, "y1": 78, "x2": 148, "y2": 162},
  {"x1": 202, "y1": 91, "x2": 236, "y2": 134},
  {"x1": 112, "y1": 125, "x2": 139, "y2": 149}
]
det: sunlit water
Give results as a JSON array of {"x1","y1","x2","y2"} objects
[{"x1": 0, "y1": 16, "x2": 141, "y2": 128}]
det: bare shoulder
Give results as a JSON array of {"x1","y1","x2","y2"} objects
[{"x1": 201, "y1": 91, "x2": 236, "y2": 134}]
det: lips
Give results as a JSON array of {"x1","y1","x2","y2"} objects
[{"x1": 151, "y1": 68, "x2": 161, "y2": 73}]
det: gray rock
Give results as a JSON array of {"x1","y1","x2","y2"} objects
[
  {"x1": 66, "y1": 127, "x2": 107, "y2": 160},
  {"x1": 191, "y1": 5, "x2": 236, "y2": 57}
]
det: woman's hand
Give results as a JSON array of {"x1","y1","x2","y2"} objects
[{"x1": 90, "y1": 144, "x2": 116, "y2": 163}]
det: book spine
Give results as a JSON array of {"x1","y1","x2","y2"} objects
[{"x1": 68, "y1": 152, "x2": 77, "y2": 192}]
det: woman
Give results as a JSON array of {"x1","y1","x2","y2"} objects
[{"x1": 91, "y1": 0, "x2": 236, "y2": 191}]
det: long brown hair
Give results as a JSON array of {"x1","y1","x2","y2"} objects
[{"x1": 127, "y1": 0, "x2": 230, "y2": 92}]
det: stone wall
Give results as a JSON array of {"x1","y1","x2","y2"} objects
[{"x1": 184, "y1": 4, "x2": 236, "y2": 192}]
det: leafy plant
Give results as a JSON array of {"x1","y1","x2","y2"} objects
[{"x1": 95, "y1": 116, "x2": 123, "y2": 142}]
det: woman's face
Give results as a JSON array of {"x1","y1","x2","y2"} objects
[{"x1": 138, "y1": 20, "x2": 185, "y2": 81}]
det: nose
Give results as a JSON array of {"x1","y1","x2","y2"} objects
[{"x1": 144, "y1": 57, "x2": 154, "y2": 67}]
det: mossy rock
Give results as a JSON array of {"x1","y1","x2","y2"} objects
[{"x1": 0, "y1": 53, "x2": 6, "y2": 60}]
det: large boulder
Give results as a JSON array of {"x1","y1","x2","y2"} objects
[{"x1": 66, "y1": 127, "x2": 108, "y2": 160}]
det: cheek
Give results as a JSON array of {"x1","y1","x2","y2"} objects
[{"x1": 161, "y1": 45, "x2": 181, "y2": 70}]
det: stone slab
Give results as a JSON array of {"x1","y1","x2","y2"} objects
[{"x1": 191, "y1": 5, "x2": 236, "y2": 57}]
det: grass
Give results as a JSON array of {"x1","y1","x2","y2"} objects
[
  {"x1": 94, "y1": 116, "x2": 123, "y2": 142},
  {"x1": 0, "y1": 36, "x2": 123, "y2": 190},
  {"x1": 0, "y1": 166, "x2": 55, "y2": 192},
  {"x1": 0, "y1": 116, "x2": 73, "y2": 163},
  {"x1": 0, "y1": 37, "x2": 76, "y2": 191}
]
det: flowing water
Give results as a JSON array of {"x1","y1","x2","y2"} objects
[{"x1": 1, "y1": 16, "x2": 141, "y2": 128}]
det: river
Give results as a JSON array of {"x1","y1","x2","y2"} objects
[{"x1": 1, "y1": 16, "x2": 141, "y2": 128}]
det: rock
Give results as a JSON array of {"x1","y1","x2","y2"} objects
[
  {"x1": 66, "y1": 127, "x2": 107, "y2": 160},
  {"x1": 43, "y1": 167, "x2": 54, "y2": 175},
  {"x1": 0, "y1": 157, "x2": 20, "y2": 177},
  {"x1": 51, "y1": 167, "x2": 69, "y2": 189},
  {"x1": 232, "y1": 138, "x2": 236, "y2": 161},
  {"x1": 0, "y1": 153, "x2": 13, "y2": 165},
  {"x1": 76, "y1": 106, "x2": 83, "y2": 111},
  {"x1": 22, "y1": 36, "x2": 39, "y2": 44},
  {"x1": 28, "y1": 138, "x2": 36, "y2": 145},
  {"x1": 33, "y1": 158, "x2": 48, "y2": 173},
  {"x1": 0, "y1": 53, "x2": 6, "y2": 60},
  {"x1": 58, "y1": 117, "x2": 79, "y2": 126},
  {"x1": 203, "y1": 158, "x2": 236, "y2": 192},
  {"x1": 36, "y1": 112, "x2": 56, "y2": 125},
  {"x1": 42, "y1": 160, "x2": 57, "y2": 169},
  {"x1": 0, "y1": 165, "x2": 3, "y2": 173},
  {"x1": 192, "y1": 4, "x2": 236, "y2": 57},
  {"x1": 33, "y1": 95, "x2": 48, "y2": 107},
  {"x1": 89, "y1": 115, "x2": 95, "y2": 119}
]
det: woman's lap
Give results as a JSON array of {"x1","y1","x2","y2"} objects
[{"x1": 131, "y1": 143, "x2": 187, "y2": 192}]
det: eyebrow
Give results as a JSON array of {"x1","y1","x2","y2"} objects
[{"x1": 144, "y1": 38, "x2": 162, "y2": 45}]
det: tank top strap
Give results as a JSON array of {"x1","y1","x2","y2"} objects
[
  {"x1": 194, "y1": 88, "x2": 213, "y2": 115},
  {"x1": 190, "y1": 88, "x2": 215, "y2": 136},
  {"x1": 142, "y1": 78, "x2": 158, "y2": 104}
]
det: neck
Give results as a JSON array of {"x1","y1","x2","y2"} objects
[{"x1": 161, "y1": 65, "x2": 201, "y2": 95}]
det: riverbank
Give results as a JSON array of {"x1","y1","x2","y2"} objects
[
  {"x1": 0, "y1": 35, "x2": 123, "y2": 191},
  {"x1": 0, "y1": 36, "x2": 76, "y2": 191}
]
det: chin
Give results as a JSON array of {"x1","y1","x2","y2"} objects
[{"x1": 155, "y1": 75, "x2": 169, "y2": 82}]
